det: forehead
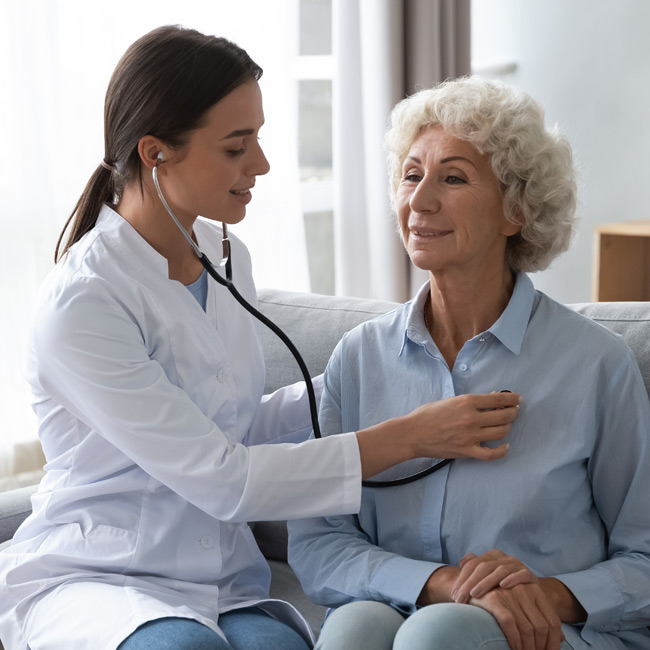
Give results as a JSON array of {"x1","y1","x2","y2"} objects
[
  {"x1": 405, "y1": 125, "x2": 483, "y2": 163},
  {"x1": 200, "y1": 80, "x2": 265, "y2": 136}
]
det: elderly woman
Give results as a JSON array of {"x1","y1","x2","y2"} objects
[{"x1": 287, "y1": 77, "x2": 650, "y2": 650}]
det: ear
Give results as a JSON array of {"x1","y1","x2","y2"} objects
[
  {"x1": 138, "y1": 136, "x2": 168, "y2": 170},
  {"x1": 500, "y1": 204, "x2": 523, "y2": 237},
  {"x1": 501, "y1": 219, "x2": 522, "y2": 237}
]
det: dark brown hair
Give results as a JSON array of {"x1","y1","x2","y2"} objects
[{"x1": 55, "y1": 25, "x2": 263, "y2": 261}]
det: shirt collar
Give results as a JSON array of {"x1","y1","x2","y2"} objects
[
  {"x1": 487, "y1": 272, "x2": 535, "y2": 355},
  {"x1": 401, "y1": 282, "x2": 434, "y2": 355},
  {"x1": 401, "y1": 272, "x2": 535, "y2": 357}
]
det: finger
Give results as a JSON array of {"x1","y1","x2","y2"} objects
[
  {"x1": 459, "y1": 553, "x2": 478, "y2": 568},
  {"x1": 500, "y1": 568, "x2": 539, "y2": 589},
  {"x1": 453, "y1": 561, "x2": 499, "y2": 603},
  {"x1": 468, "y1": 442, "x2": 509, "y2": 461},
  {"x1": 519, "y1": 602, "x2": 549, "y2": 650},
  {"x1": 476, "y1": 405, "x2": 520, "y2": 426},
  {"x1": 535, "y1": 595, "x2": 564, "y2": 650},
  {"x1": 470, "y1": 565, "x2": 521, "y2": 599},
  {"x1": 453, "y1": 551, "x2": 509, "y2": 601},
  {"x1": 471, "y1": 392, "x2": 522, "y2": 411},
  {"x1": 484, "y1": 599, "x2": 524, "y2": 650}
]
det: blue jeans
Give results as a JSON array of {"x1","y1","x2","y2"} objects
[
  {"x1": 315, "y1": 601, "x2": 576, "y2": 650},
  {"x1": 118, "y1": 607, "x2": 309, "y2": 650}
]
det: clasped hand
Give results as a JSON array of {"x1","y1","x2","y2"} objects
[{"x1": 419, "y1": 550, "x2": 565, "y2": 650}]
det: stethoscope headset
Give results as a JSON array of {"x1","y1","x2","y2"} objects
[{"x1": 153, "y1": 153, "x2": 452, "y2": 488}]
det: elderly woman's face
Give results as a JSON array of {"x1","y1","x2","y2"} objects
[{"x1": 396, "y1": 126, "x2": 519, "y2": 275}]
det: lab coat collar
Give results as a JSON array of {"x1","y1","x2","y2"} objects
[
  {"x1": 96, "y1": 204, "x2": 169, "y2": 277},
  {"x1": 96, "y1": 205, "x2": 227, "y2": 281}
]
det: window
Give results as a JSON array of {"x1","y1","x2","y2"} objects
[
  {"x1": 297, "y1": 0, "x2": 335, "y2": 295},
  {"x1": 0, "y1": 0, "x2": 334, "y2": 481}
]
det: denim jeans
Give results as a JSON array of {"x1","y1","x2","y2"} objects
[
  {"x1": 315, "y1": 601, "x2": 575, "y2": 650},
  {"x1": 118, "y1": 607, "x2": 309, "y2": 650}
]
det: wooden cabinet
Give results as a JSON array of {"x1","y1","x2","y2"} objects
[{"x1": 593, "y1": 221, "x2": 650, "y2": 301}]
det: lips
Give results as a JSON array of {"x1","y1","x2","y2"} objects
[
  {"x1": 409, "y1": 227, "x2": 453, "y2": 239},
  {"x1": 230, "y1": 186, "x2": 253, "y2": 205}
]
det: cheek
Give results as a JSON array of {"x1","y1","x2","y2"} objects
[{"x1": 395, "y1": 193, "x2": 411, "y2": 231}]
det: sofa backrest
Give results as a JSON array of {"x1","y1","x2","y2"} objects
[{"x1": 257, "y1": 288, "x2": 650, "y2": 400}]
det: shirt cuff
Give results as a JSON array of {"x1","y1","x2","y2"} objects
[
  {"x1": 368, "y1": 555, "x2": 444, "y2": 614},
  {"x1": 554, "y1": 566, "x2": 624, "y2": 642}
]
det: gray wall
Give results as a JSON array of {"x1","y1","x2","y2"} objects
[{"x1": 472, "y1": 0, "x2": 650, "y2": 303}]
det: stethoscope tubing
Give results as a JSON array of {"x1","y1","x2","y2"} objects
[{"x1": 152, "y1": 163, "x2": 451, "y2": 488}]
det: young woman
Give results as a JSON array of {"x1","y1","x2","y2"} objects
[{"x1": 0, "y1": 27, "x2": 520, "y2": 650}]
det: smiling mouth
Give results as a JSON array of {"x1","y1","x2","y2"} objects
[
  {"x1": 410, "y1": 228, "x2": 453, "y2": 238},
  {"x1": 230, "y1": 188, "x2": 252, "y2": 195}
]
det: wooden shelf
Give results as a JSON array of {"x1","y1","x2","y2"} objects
[{"x1": 593, "y1": 220, "x2": 650, "y2": 301}]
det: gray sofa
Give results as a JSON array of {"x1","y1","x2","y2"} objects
[{"x1": 1, "y1": 287, "x2": 650, "y2": 648}]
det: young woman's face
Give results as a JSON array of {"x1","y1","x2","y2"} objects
[
  {"x1": 158, "y1": 80, "x2": 270, "y2": 225},
  {"x1": 396, "y1": 125, "x2": 519, "y2": 276}
]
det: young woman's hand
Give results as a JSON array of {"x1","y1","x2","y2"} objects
[
  {"x1": 406, "y1": 393, "x2": 521, "y2": 461},
  {"x1": 356, "y1": 392, "x2": 521, "y2": 480}
]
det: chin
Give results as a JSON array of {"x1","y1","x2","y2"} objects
[
  {"x1": 408, "y1": 250, "x2": 445, "y2": 273},
  {"x1": 201, "y1": 209, "x2": 247, "y2": 225}
]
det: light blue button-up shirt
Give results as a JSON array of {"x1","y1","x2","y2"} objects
[{"x1": 288, "y1": 273, "x2": 650, "y2": 650}]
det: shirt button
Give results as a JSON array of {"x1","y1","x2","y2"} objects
[
  {"x1": 459, "y1": 364, "x2": 468, "y2": 372},
  {"x1": 200, "y1": 535, "x2": 214, "y2": 549},
  {"x1": 217, "y1": 369, "x2": 227, "y2": 383}
]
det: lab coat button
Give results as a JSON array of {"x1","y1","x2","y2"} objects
[
  {"x1": 200, "y1": 535, "x2": 214, "y2": 549},
  {"x1": 217, "y1": 370, "x2": 227, "y2": 383},
  {"x1": 459, "y1": 364, "x2": 468, "y2": 372}
]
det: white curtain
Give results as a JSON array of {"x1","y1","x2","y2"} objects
[
  {"x1": 0, "y1": 0, "x2": 307, "y2": 482},
  {"x1": 332, "y1": 0, "x2": 471, "y2": 301}
]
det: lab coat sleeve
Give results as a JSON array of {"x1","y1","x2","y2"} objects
[
  {"x1": 32, "y1": 275, "x2": 360, "y2": 523},
  {"x1": 245, "y1": 375, "x2": 324, "y2": 446},
  {"x1": 553, "y1": 347, "x2": 650, "y2": 640},
  {"x1": 288, "y1": 349, "x2": 439, "y2": 614}
]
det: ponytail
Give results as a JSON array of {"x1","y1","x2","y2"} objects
[{"x1": 54, "y1": 163, "x2": 116, "y2": 262}]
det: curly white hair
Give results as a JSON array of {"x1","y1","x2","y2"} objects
[{"x1": 384, "y1": 76, "x2": 577, "y2": 272}]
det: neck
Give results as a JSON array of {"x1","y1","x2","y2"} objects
[
  {"x1": 425, "y1": 265, "x2": 515, "y2": 368},
  {"x1": 117, "y1": 182, "x2": 204, "y2": 285}
]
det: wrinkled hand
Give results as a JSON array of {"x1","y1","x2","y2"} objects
[
  {"x1": 470, "y1": 583, "x2": 564, "y2": 650},
  {"x1": 452, "y1": 550, "x2": 538, "y2": 604},
  {"x1": 408, "y1": 392, "x2": 520, "y2": 462}
]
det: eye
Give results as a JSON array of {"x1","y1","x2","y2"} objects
[
  {"x1": 227, "y1": 147, "x2": 246, "y2": 158},
  {"x1": 445, "y1": 175, "x2": 466, "y2": 185},
  {"x1": 403, "y1": 172, "x2": 422, "y2": 183}
]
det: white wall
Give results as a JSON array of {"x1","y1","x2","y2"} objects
[{"x1": 472, "y1": 0, "x2": 650, "y2": 303}]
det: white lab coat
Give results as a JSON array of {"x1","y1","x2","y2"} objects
[{"x1": 0, "y1": 205, "x2": 362, "y2": 650}]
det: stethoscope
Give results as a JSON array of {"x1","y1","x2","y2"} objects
[{"x1": 153, "y1": 155, "x2": 451, "y2": 488}]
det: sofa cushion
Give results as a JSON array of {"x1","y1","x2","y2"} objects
[
  {"x1": 571, "y1": 301, "x2": 650, "y2": 397},
  {"x1": 257, "y1": 289, "x2": 398, "y2": 394},
  {"x1": 0, "y1": 485, "x2": 33, "y2": 545},
  {"x1": 268, "y1": 559, "x2": 326, "y2": 637}
]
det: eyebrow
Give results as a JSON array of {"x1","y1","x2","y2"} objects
[
  {"x1": 222, "y1": 128, "x2": 255, "y2": 140},
  {"x1": 406, "y1": 154, "x2": 477, "y2": 169}
]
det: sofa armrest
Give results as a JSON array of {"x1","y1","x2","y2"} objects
[{"x1": 0, "y1": 485, "x2": 35, "y2": 545}]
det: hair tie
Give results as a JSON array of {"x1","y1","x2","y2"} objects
[{"x1": 100, "y1": 159, "x2": 117, "y2": 172}]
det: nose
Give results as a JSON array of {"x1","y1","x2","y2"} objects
[
  {"x1": 249, "y1": 140, "x2": 270, "y2": 177},
  {"x1": 409, "y1": 176, "x2": 441, "y2": 215}
]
